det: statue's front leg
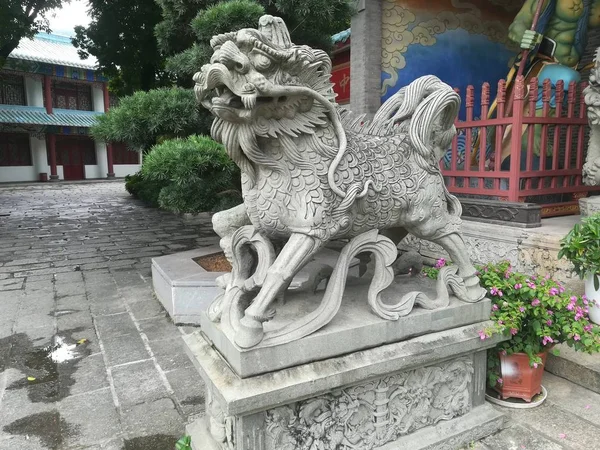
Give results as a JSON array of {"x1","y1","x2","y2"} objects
[{"x1": 235, "y1": 233, "x2": 324, "y2": 348}]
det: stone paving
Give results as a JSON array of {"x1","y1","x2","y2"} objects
[{"x1": 0, "y1": 181, "x2": 218, "y2": 450}]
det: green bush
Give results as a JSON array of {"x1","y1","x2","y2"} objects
[
  {"x1": 92, "y1": 88, "x2": 209, "y2": 152},
  {"x1": 124, "y1": 171, "x2": 167, "y2": 207},
  {"x1": 141, "y1": 135, "x2": 241, "y2": 213}
]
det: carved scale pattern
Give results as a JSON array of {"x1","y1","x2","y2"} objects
[{"x1": 264, "y1": 358, "x2": 473, "y2": 450}]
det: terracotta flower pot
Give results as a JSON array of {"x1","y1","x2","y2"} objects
[{"x1": 494, "y1": 351, "x2": 547, "y2": 402}]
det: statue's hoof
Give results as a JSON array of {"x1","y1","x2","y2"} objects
[
  {"x1": 235, "y1": 316, "x2": 265, "y2": 348},
  {"x1": 468, "y1": 285, "x2": 487, "y2": 303}
]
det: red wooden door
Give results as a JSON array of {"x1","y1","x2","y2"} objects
[{"x1": 57, "y1": 139, "x2": 85, "y2": 180}]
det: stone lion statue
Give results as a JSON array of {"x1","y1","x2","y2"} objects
[
  {"x1": 194, "y1": 15, "x2": 486, "y2": 348},
  {"x1": 584, "y1": 47, "x2": 600, "y2": 186}
]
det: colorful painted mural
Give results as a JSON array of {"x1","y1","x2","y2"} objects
[{"x1": 381, "y1": 0, "x2": 523, "y2": 118}]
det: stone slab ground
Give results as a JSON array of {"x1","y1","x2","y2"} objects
[
  {"x1": 1, "y1": 181, "x2": 599, "y2": 450},
  {"x1": 0, "y1": 181, "x2": 218, "y2": 450}
]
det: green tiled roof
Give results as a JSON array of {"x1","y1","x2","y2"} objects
[
  {"x1": 332, "y1": 29, "x2": 351, "y2": 44},
  {"x1": 0, "y1": 105, "x2": 101, "y2": 127},
  {"x1": 9, "y1": 33, "x2": 98, "y2": 70}
]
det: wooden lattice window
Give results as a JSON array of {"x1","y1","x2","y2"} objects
[
  {"x1": 0, "y1": 133, "x2": 32, "y2": 166},
  {"x1": 53, "y1": 81, "x2": 93, "y2": 111},
  {"x1": 112, "y1": 142, "x2": 139, "y2": 164},
  {"x1": 0, "y1": 73, "x2": 26, "y2": 105}
]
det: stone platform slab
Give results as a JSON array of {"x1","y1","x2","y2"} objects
[
  {"x1": 545, "y1": 343, "x2": 600, "y2": 394},
  {"x1": 184, "y1": 322, "x2": 506, "y2": 450},
  {"x1": 201, "y1": 275, "x2": 492, "y2": 377},
  {"x1": 152, "y1": 246, "x2": 227, "y2": 324},
  {"x1": 400, "y1": 216, "x2": 584, "y2": 293},
  {"x1": 152, "y1": 246, "x2": 360, "y2": 325}
]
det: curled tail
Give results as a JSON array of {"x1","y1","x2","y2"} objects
[{"x1": 374, "y1": 76, "x2": 462, "y2": 216}]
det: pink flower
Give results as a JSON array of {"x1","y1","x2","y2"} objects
[
  {"x1": 542, "y1": 336, "x2": 554, "y2": 346},
  {"x1": 584, "y1": 324, "x2": 593, "y2": 332},
  {"x1": 527, "y1": 282, "x2": 536, "y2": 289},
  {"x1": 498, "y1": 290, "x2": 504, "y2": 297},
  {"x1": 492, "y1": 304, "x2": 499, "y2": 311},
  {"x1": 558, "y1": 433, "x2": 566, "y2": 439},
  {"x1": 498, "y1": 320, "x2": 504, "y2": 325},
  {"x1": 571, "y1": 295, "x2": 578, "y2": 302},
  {"x1": 544, "y1": 273, "x2": 551, "y2": 280},
  {"x1": 519, "y1": 306, "x2": 526, "y2": 313},
  {"x1": 574, "y1": 334, "x2": 581, "y2": 341},
  {"x1": 559, "y1": 286, "x2": 565, "y2": 293},
  {"x1": 547, "y1": 310, "x2": 554, "y2": 315},
  {"x1": 546, "y1": 320, "x2": 553, "y2": 326},
  {"x1": 533, "y1": 362, "x2": 539, "y2": 368},
  {"x1": 435, "y1": 258, "x2": 446, "y2": 269},
  {"x1": 514, "y1": 283, "x2": 523, "y2": 290},
  {"x1": 531, "y1": 299, "x2": 540, "y2": 307},
  {"x1": 478, "y1": 330, "x2": 488, "y2": 340},
  {"x1": 549, "y1": 287, "x2": 559, "y2": 296},
  {"x1": 490, "y1": 287, "x2": 499, "y2": 296},
  {"x1": 500, "y1": 349, "x2": 507, "y2": 356},
  {"x1": 510, "y1": 328, "x2": 518, "y2": 335},
  {"x1": 567, "y1": 302, "x2": 575, "y2": 311},
  {"x1": 497, "y1": 378, "x2": 503, "y2": 385}
]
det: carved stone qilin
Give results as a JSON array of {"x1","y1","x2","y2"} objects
[
  {"x1": 584, "y1": 47, "x2": 600, "y2": 186},
  {"x1": 194, "y1": 15, "x2": 486, "y2": 348},
  {"x1": 264, "y1": 358, "x2": 473, "y2": 450}
]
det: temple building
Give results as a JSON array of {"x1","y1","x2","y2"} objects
[{"x1": 0, "y1": 33, "x2": 140, "y2": 183}]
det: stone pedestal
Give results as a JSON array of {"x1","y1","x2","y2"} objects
[
  {"x1": 579, "y1": 197, "x2": 600, "y2": 217},
  {"x1": 183, "y1": 277, "x2": 505, "y2": 449},
  {"x1": 184, "y1": 320, "x2": 505, "y2": 450}
]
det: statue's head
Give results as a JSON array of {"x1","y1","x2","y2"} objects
[{"x1": 194, "y1": 15, "x2": 335, "y2": 135}]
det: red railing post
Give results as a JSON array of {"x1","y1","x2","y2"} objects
[
  {"x1": 479, "y1": 83, "x2": 490, "y2": 189},
  {"x1": 494, "y1": 79, "x2": 507, "y2": 192},
  {"x1": 508, "y1": 76, "x2": 526, "y2": 201}
]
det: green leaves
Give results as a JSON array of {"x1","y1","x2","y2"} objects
[
  {"x1": 91, "y1": 88, "x2": 208, "y2": 152},
  {"x1": 175, "y1": 435, "x2": 192, "y2": 450},
  {"x1": 559, "y1": 213, "x2": 600, "y2": 280}
]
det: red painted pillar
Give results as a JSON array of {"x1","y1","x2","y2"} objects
[
  {"x1": 103, "y1": 83, "x2": 110, "y2": 112},
  {"x1": 106, "y1": 143, "x2": 115, "y2": 178},
  {"x1": 47, "y1": 134, "x2": 59, "y2": 181},
  {"x1": 44, "y1": 75, "x2": 53, "y2": 114}
]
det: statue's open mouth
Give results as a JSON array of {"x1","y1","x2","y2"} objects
[{"x1": 208, "y1": 85, "x2": 287, "y2": 112}]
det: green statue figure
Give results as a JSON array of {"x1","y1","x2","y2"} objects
[{"x1": 477, "y1": 0, "x2": 600, "y2": 171}]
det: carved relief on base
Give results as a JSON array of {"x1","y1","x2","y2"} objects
[{"x1": 264, "y1": 358, "x2": 473, "y2": 450}]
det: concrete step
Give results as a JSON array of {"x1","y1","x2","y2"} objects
[
  {"x1": 472, "y1": 371, "x2": 600, "y2": 450},
  {"x1": 545, "y1": 343, "x2": 600, "y2": 394}
]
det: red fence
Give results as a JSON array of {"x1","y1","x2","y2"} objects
[{"x1": 442, "y1": 75, "x2": 600, "y2": 217}]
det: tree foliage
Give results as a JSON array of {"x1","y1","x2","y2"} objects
[
  {"x1": 0, "y1": 0, "x2": 70, "y2": 67},
  {"x1": 140, "y1": 135, "x2": 241, "y2": 213},
  {"x1": 91, "y1": 88, "x2": 209, "y2": 151},
  {"x1": 72, "y1": 0, "x2": 169, "y2": 95},
  {"x1": 156, "y1": 0, "x2": 355, "y2": 80}
]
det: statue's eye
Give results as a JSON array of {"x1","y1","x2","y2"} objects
[{"x1": 252, "y1": 52, "x2": 272, "y2": 70}]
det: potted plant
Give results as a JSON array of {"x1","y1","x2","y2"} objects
[
  {"x1": 424, "y1": 259, "x2": 600, "y2": 403},
  {"x1": 558, "y1": 212, "x2": 600, "y2": 324}
]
